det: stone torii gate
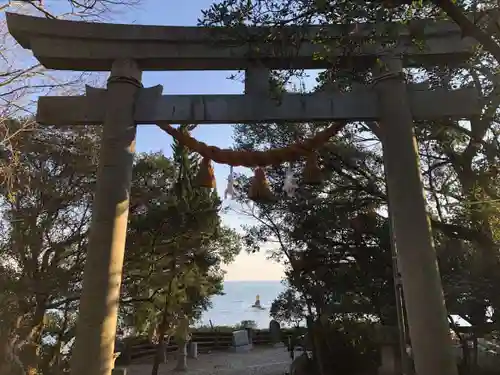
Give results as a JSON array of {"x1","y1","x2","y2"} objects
[{"x1": 7, "y1": 12, "x2": 479, "y2": 375}]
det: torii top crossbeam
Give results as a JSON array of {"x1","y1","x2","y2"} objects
[{"x1": 6, "y1": 12, "x2": 475, "y2": 71}]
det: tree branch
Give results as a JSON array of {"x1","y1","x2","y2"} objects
[{"x1": 435, "y1": 0, "x2": 500, "y2": 62}]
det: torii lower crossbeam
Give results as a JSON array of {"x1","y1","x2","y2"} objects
[{"x1": 36, "y1": 86, "x2": 479, "y2": 125}]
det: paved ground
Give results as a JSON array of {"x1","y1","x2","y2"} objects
[{"x1": 125, "y1": 346, "x2": 291, "y2": 375}]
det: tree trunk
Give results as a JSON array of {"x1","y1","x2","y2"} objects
[
  {"x1": 20, "y1": 303, "x2": 46, "y2": 375},
  {"x1": 0, "y1": 312, "x2": 25, "y2": 375},
  {"x1": 0, "y1": 334, "x2": 23, "y2": 375},
  {"x1": 147, "y1": 323, "x2": 158, "y2": 344},
  {"x1": 41, "y1": 302, "x2": 71, "y2": 375},
  {"x1": 152, "y1": 278, "x2": 176, "y2": 375},
  {"x1": 151, "y1": 339, "x2": 166, "y2": 375},
  {"x1": 151, "y1": 316, "x2": 169, "y2": 375},
  {"x1": 306, "y1": 316, "x2": 323, "y2": 375},
  {"x1": 174, "y1": 340, "x2": 187, "y2": 372},
  {"x1": 0, "y1": 333, "x2": 12, "y2": 373}
]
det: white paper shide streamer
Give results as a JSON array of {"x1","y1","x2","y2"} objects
[
  {"x1": 224, "y1": 166, "x2": 235, "y2": 200},
  {"x1": 283, "y1": 165, "x2": 298, "y2": 198}
]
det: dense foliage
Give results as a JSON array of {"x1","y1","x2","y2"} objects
[
  {"x1": 120, "y1": 128, "x2": 241, "y2": 373},
  {"x1": 0, "y1": 122, "x2": 241, "y2": 374},
  {"x1": 198, "y1": 0, "x2": 500, "y2": 373}
]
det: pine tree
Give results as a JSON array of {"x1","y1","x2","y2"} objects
[
  {"x1": 120, "y1": 125, "x2": 240, "y2": 374},
  {"x1": 150, "y1": 125, "x2": 224, "y2": 375}
]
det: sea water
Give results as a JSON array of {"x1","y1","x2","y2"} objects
[
  {"x1": 197, "y1": 281, "x2": 471, "y2": 330},
  {"x1": 197, "y1": 280, "x2": 284, "y2": 329}
]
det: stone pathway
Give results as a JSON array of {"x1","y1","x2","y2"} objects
[{"x1": 125, "y1": 346, "x2": 291, "y2": 375}]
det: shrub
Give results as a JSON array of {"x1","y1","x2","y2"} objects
[
  {"x1": 236, "y1": 320, "x2": 257, "y2": 329},
  {"x1": 312, "y1": 318, "x2": 380, "y2": 375}
]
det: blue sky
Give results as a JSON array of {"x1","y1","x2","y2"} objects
[
  {"x1": 129, "y1": 0, "x2": 286, "y2": 280},
  {"x1": 42, "y1": 0, "x2": 286, "y2": 280}
]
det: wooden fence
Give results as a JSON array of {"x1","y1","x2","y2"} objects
[
  {"x1": 116, "y1": 323, "x2": 499, "y2": 367},
  {"x1": 117, "y1": 328, "x2": 287, "y2": 364}
]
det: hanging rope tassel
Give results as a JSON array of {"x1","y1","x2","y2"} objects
[
  {"x1": 195, "y1": 157, "x2": 216, "y2": 188},
  {"x1": 283, "y1": 165, "x2": 298, "y2": 198},
  {"x1": 224, "y1": 166, "x2": 235, "y2": 200},
  {"x1": 302, "y1": 152, "x2": 323, "y2": 185},
  {"x1": 249, "y1": 167, "x2": 275, "y2": 203}
]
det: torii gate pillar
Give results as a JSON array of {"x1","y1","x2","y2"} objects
[
  {"x1": 375, "y1": 57, "x2": 457, "y2": 375},
  {"x1": 70, "y1": 59, "x2": 142, "y2": 375}
]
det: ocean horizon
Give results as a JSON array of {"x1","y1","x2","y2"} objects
[
  {"x1": 200, "y1": 280, "x2": 472, "y2": 329},
  {"x1": 197, "y1": 280, "x2": 285, "y2": 329}
]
